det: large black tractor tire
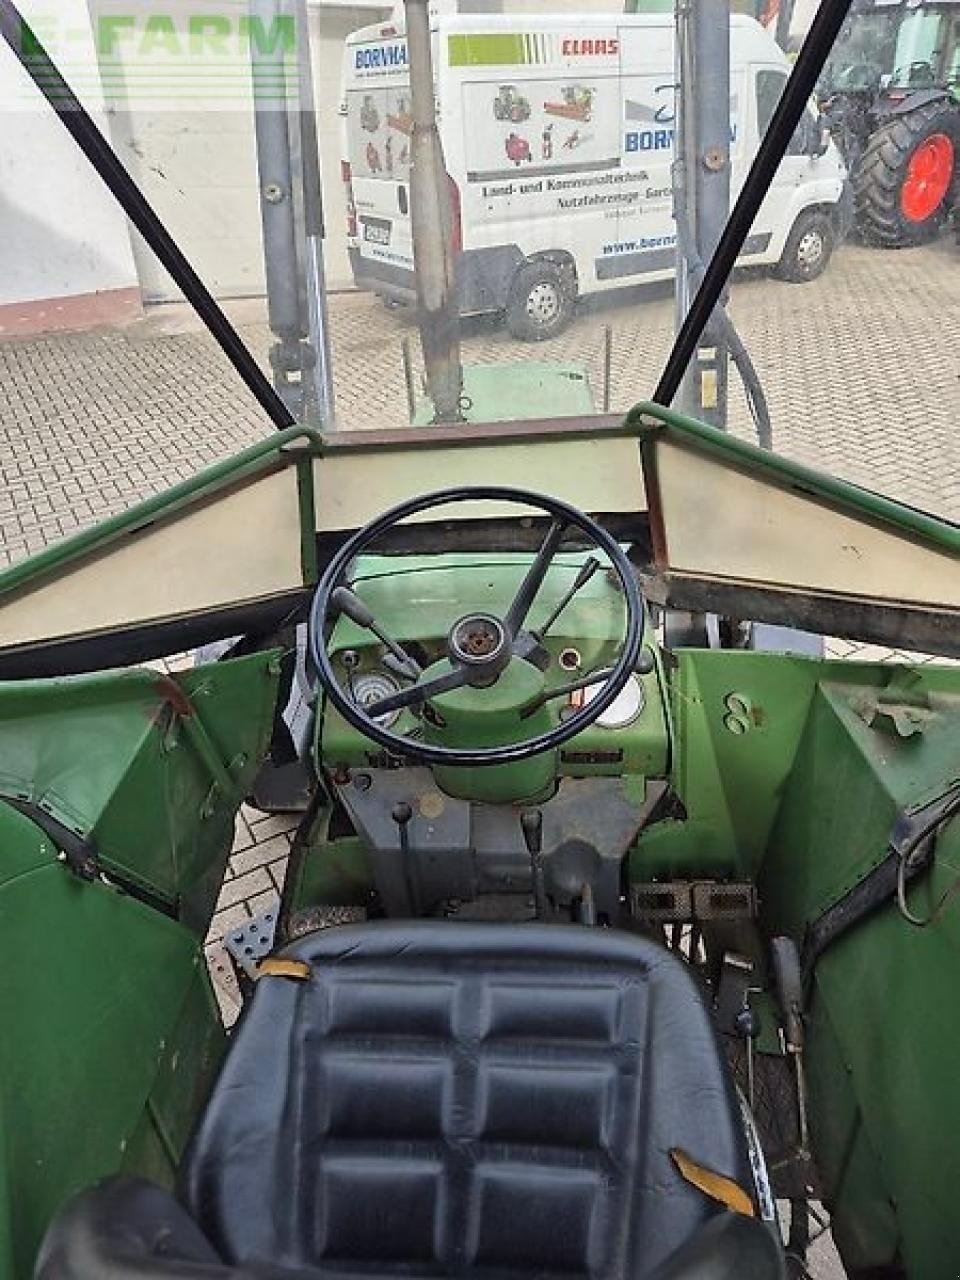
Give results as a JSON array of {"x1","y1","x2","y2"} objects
[
  {"x1": 853, "y1": 99, "x2": 960, "y2": 247},
  {"x1": 504, "y1": 259, "x2": 574, "y2": 341}
]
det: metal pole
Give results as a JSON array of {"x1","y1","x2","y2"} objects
[
  {"x1": 404, "y1": 0, "x2": 464, "y2": 423},
  {"x1": 676, "y1": 0, "x2": 730, "y2": 429},
  {"x1": 655, "y1": 0, "x2": 856, "y2": 407},
  {"x1": 776, "y1": 0, "x2": 796, "y2": 53},
  {"x1": 250, "y1": 0, "x2": 309, "y2": 422},
  {"x1": 673, "y1": 1, "x2": 693, "y2": 400},
  {"x1": 293, "y1": 0, "x2": 336, "y2": 428}
]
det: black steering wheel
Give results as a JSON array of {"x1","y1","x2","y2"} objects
[{"x1": 308, "y1": 487, "x2": 643, "y2": 766}]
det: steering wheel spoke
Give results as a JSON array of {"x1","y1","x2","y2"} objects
[
  {"x1": 503, "y1": 518, "x2": 566, "y2": 638},
  {"x1": 364, "y1": 663, "x2": 467, "y2": 719}
]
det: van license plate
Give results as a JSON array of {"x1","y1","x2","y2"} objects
[{"x1": 363, "y1": 220, "x2": 391, "y2": 246}]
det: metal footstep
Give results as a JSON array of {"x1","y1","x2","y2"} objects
[{"x1": 224, "y1": 909, "x2": 280, "y2": 980}]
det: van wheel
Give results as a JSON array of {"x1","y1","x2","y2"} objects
[
  {"x1": 774, "y1": 209, "x2": 835, "y2": 283},
  {"x1": 505, "y1": 261, "x2": 573, "y2": 341}
]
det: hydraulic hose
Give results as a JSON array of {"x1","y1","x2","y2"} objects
[
  {"x1": 675, "y1": 208, "x2": 773, "y2": 450},
  {"x1": 654, "y1": 0, "x2": 856, "y2": 405}
]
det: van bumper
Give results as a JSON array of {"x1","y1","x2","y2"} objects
[
  {"x1": 349, "y1": 249, "x2": 417, "y2": 306},
  {"x1": 349, "y1": 245, "x2": 525, "y2": 315}
]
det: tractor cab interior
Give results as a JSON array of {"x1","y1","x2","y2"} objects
[
  {"x1": 1, "y1": 405, "x2": 957, "y2": 1280},
  {"x1": 38, "y1": 924, "x2": 781, "y2": 1280},
  {"x1": 1, "y1": 0, "x2": 959, "y2": 1278}
]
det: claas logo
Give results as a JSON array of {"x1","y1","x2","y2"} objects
[{"x1": 561, "y1": 37, "x2": 619, "y2": 57}]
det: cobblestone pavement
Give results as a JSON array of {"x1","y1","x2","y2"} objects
[{"x1": 1, "y1": 237, "x2": 959, "y2": 567}]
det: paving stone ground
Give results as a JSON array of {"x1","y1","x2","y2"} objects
[
  {"x1": 4, "y1": 240, "x2": 958, "y2": 1280},
  {"x1": 1, "y1": 236, "x2": 958, "y2": 570}
]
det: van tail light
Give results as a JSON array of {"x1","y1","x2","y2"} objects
[
  {"x1": 342, "y1": 160, "x2": 358, "y2": 238},
  {"x1": 447, "y1": 174, "x2": 462, "y2": 255}
]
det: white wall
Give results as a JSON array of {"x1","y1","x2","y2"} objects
[
  {"x1": 0, "y1": 0, "x2": 138, "y2": 306},
  {"x1": 93, "y1": 2, "x2": 390, "y2": 299}
]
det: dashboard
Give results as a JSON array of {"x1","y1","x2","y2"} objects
[{"x1": 316, "y1": 552, "x2": 670, "y2": 786}]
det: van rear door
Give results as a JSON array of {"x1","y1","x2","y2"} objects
[{"x1": 343, "y1": 34, "x2": 415, "y2": 293}]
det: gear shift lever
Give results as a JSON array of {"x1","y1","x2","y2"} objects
[{"x1": 521, "y1": 809, "x2": 547, "y2": 919}]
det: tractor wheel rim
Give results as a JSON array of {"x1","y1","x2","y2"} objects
[
  {"x1": 901, "y1": 133, "x2": 954, "y2": 223},
  {"x1": 797, "y1": 228, "x2": 824, "y2": 267},
  {"x1": 527, "y1": 282, "x2": 561, "y2": 322}
]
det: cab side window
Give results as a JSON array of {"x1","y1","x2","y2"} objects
[
  {"x1": 756, "y1": 67, "x2": 812, "y2": 156},
  {"x1": 756, "y1": 67, "x2": 788, "y2": 138}
]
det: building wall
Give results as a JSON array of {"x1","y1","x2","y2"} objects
[
  {"x1": 0, "y1": 0, "x2": 139, "y2": 315},
  {"x1": 90, "y1": 2, "x2": 391, "y2": 300}
]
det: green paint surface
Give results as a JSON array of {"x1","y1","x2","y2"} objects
[
  {"x1": 429, "y1": 656, "x2": 555, "y2": 803},
  {"x1": 0, "y1": 652, "x2": 281, "y2": 1276},
  {"x1": 0, "y1": 654, "x2": 280, "y2": 923},
  {"x1": 0, "y1": 804, "x2": 216, "y2": 1277},
  {"x1": 320, "y1": 552, "x2": 666, "y2": 786},
  {"x1": 758, "y1": 663, "x2": 960, "y2": 1274},
  {"x1": 634, "y1": 650, "x2": 820, "y2": 879},
  {"x1": 447, "y1": 32, "x2": 536, "y2": 68},
  {"x1": 412, "y1": 363, "x2": 594, "y2": 426}
]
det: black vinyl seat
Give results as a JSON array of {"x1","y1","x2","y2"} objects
[{"x1": 37, "y1": 923, "x2": 783, "y2": 1280}]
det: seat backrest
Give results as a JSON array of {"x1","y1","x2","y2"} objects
[{"x1": 182, "y1": 922, "x2": 755, "y2": 1279}]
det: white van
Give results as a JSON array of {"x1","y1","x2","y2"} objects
[{"x1": 340, "y1": 12, "x2": 847, "y2": 340}]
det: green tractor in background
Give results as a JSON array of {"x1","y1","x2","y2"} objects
[{"x1": 817, "y1": 0, "x2": 960, "y2": 244}]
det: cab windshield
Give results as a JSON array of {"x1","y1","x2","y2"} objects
[
  {"x1": 822, "y1": 5, "x2": 960, "y2": 92},
  {"x1": 0, "y1": 0, "x2": 957, "y2": 578},
  {"x1": 819, "y1": 10, "x2": 896, "y2": 91}
]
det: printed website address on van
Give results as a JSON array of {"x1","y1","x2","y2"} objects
[{"x1": 601, "y1": 235, "x2": 677, "y2": 256}]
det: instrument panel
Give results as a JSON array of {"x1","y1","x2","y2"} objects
[{"x1": 317, "y1": 554, "x2": 670, "y2": 783}]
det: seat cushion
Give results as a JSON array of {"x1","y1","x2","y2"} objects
[
  {"x1": 35, "y1": 1183, "x2": 782, "y2": 1280},
  {"x1": 181, "y1": 922, "x2": 756, "y2": 1279}
]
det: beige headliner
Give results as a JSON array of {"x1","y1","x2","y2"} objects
[
  {"x1": 0, "y1": 468, "x2": 303, "y2": 650},
  {"x1": 1, "y1": 416, "x2": 956, "y2": 656},
  {"x1": 313, "y1": 433, "x2": 646, "y2": 528},
  {"x1": 654, "y1": 440, "x2": 960, "y2": 609},
  {"x1": 0, "y1": 431, "x2": 646, "y2": 651}
]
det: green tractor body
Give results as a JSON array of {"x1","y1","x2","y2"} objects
[{"x1": 2, "y1": 2, "x2": 960, "y2": 1278}]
